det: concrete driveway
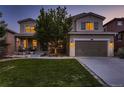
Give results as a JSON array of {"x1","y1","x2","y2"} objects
[{"x1": 76, "y1": 57, "x2": 124, "y2": 87}]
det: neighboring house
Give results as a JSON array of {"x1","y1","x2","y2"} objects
[
  {"x1": 5, "y1": 29, "x2": 17, "y2": 56},
  {"x1": 104, "y1": 18, "x2": 124, "y2": 53},
  {"x1": 68, "y1": 12, "x2": 116, "y2": 57},
  {"x1": 15, "y1": 18, "x2": 40, "y2": 52}
]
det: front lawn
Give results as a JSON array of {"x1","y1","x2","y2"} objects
[{"x1": 0, "y1": 59, "x2": 102, "y2": 87}]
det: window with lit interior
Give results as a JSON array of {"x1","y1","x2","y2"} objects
[
  {"x1": 86, "y1": 22, "x2": 94, "y2": 31},
  {"x1": 32, "y1": 40, "x2": 37, "y2": 49},
  {"x1": 25, "y1": 24, "x2": 35, "y2": 33}
]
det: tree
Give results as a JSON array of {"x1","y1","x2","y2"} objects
[
  {"x1": 0, "y1": 12, "x2": 8, "y2": 57},
  {"x1": 35, "y1": 8, "x2": 50, "y2": 51},
  {"x1": 35, "y1": 6, "x2": 72, "y2": 56}
]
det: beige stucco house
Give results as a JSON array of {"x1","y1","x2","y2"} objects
[
  {"x1": 69, "y1": 12, "x2": 116, "y2": 57},
  {"x1": 15, "y1": 18, "x2": 40, "y2": 52}
]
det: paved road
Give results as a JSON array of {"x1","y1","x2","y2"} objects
[{"x1": 77, "y1": 57, "x2": 124, "y2": 87}]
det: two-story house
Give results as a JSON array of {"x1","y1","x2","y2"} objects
[
  {"x1": 69, "y1": 12, "x2": 116, "y2": 57},
  {"x1": 15, "y1": 18, "x2": 40, "y2": 52},
  {"x1": 104, "y1": 18, "x2": 124, "y2": 53}
]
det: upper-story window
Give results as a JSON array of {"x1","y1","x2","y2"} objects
[
  {"x1": 81, "y1": 22, "x2": 98, "y2": 31},
  {"x1": 86, "y1": 22, "x2": 94, "y2": 31},
  {"x1": 94, "y1": 22, "x2": 99, "y2": 30},
  {"x1": 25, "y1": 24, "x2": 35, "y2": 33},
  {"x1": 81, "y1": 22, "x2": 85, "y2": 30},
  {"x1": 117, "y1": 21, "x2": 123, "y2": 26},
  {"x1": 117, "y1": 33, "x2": 123, "y2": 41}
]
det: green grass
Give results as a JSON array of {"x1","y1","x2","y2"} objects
[{"x1": 0, "y1": 59, "x2": 102, "y2": 87}]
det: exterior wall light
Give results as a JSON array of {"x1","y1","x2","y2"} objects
[
  {"x1": 70, "y1": 39, "x2": 75, "y2": 47},
  {"x1": 109, "y1": 41, "x2": 114, "y2": 48}
]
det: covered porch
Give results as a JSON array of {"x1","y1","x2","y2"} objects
[{"x1": 15, "y1": 34, "x2": 41, "y2": 54}]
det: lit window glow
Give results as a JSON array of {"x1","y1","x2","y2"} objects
[
  {"x1": 86, "y1": 22, "x2": 94, "y2": 31},
  {"x1": 109, "y1": 42, "x2": 114, "y2": 48},
  {"x1": 32, "y1": 40, "x2": 37, "y2": 48},
  {"x1": 23, "y1": 39, "x2": 28, "y2": 48},
  {"x1": 25, "y1": 24, "x2": 35, "y2": 33}
]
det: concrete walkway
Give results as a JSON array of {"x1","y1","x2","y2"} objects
[
  {"x1": 76, "y1": 57, "x2": 124, "y2": 87},
  {"x1": 0, "y1": 56, "x2": 74, "y2": 62},
  {"x1": 0, "y1": 58, "x2": 22, "y2": 62}
]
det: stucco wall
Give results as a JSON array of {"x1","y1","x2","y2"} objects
[
  {"x1": 71, "y1": 15, "x2": 104, "y2": 31},
  {"x1": 69, "y1": 34, "x2": 114, "y2": 57}
]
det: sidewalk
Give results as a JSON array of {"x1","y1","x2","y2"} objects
[{"x1": 0, "y1": 56, "x2": 74, "y2": 62}]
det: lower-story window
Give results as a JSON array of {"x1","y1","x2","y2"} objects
[
  {"x1": 32, "y1": 40, "x2": 37, "y2": 49},
  {"x1": 23, "y1": 39, "x2": 28, "y2": 49}
]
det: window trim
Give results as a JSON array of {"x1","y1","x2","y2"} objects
[
  {"x1": 117, "y1": 33, "x2": 123, "y2": 41},
  {"x1": 94, "y1": 22, "x2": 99, "y2": 30},
  {"x1": 81, "y1": 22, "x2": 85, "y2": 30},
  {"x1": 85, "y1": 22, "x2": 94, "y2": 31},
  {"x1": 117, "y1": 21, "x2": 123, "y2": 26}
]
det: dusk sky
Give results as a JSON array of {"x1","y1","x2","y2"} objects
[{"x1": 0, "y1": 5, "x2": 124, "y2": 33}]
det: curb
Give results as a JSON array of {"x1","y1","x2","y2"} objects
[
  {"x1": 0, "y1": 58, "x2": 23, "y2": 62},
  {"x1": 75, "y1": 58, "x2": 110, "y2": 87}
]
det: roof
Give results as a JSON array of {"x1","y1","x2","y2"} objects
[
  {"x1": 71, "y1": 12, "x2": 105, "y2": 21},
  {"x1": 118, "y1": 30, "x2": 124, "y2": 33},
  {"x1": 15, "y1": 33, "x2": 35, "y2": 37},
  {"x1": 18, "y1": 18, "x2": 35, "y2": 24},
  {"x1": 6, "y1": 28, "x2": 17, "y2": 34},
  {"x1": 104, "y1": 18, "x2": 124, "y2": 27},
  {"x1": 68, "y1": 31, "x2": 117, "y2": 35}
]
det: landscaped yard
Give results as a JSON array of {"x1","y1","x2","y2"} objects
[{"x1": 0, "y1": 59, "x2": 102, "y2": 87}]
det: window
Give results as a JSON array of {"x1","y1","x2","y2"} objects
[
  {"x1": 25, "y1": 25, "x2": 31, "y2": 33},
  {"x1": 117, "y1": 21, "x2": 123, "y2": 26},
  {"x1": 94, "y1": 22, "x2": 99, "y2": 30},
  {"x1": 25, "y1": 24, "x2": 35, "y2": 33},
  {"x1": 31, "y1": 26, "x2": 35, "y2": 33},
  {"x1": 32, "y1": 40, "x2": 37, "y2": 49},
  {"x1": 81, "y1": 22, "x2": 85, "y2": 30},
  {"x1": 117, "y1": 33, "x2": 123, "y2": 40},
  {"x1": 86, "y1": 22, "x2": 94, "y2": 31},
  {"x1": 23, "y1": 39, "x2": 28, "y2": 48}
]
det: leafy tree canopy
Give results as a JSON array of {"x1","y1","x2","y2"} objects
[
  {"x1": 35, "y1": 6, "x2": 72, "y2": 54},
  {"x1": 0, "y1": 12, "x2": 7, "y2": 37}
]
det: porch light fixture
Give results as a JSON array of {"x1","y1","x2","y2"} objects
[
  {"x1": 70, "y1": 43, "x2": 75, "y2": 47},
  {"x1": 109, "y1": 41, "x2": 114, "y2": 48}
]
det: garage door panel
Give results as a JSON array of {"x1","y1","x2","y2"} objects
[{"x1": 75, "y1": 41, "x2": 107, "y2": 56}]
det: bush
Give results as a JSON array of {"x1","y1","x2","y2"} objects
[{"x1": 117, "y1": 47, "x2": 124, "y2": 58}]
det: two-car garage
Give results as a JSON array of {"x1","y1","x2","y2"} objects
[
  {"x1": 75, "y1": 41, "x2": 108, "y2": 57},
  {"x1": 69, "y1": 32, "x2": 115, "y2": 57}
]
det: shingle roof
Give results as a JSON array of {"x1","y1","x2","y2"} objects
[
  {"x1": 104, "y1": 18, "x2": 124, "y2": 27},
  {"x1": 71, "y1": 12, "x2": 105, "y2": 21},
  {"x1": 6, "y1": 28, "x2": 17, "y2": 34},
  {"x1": 18, "y1": 18, "x2": 35, "y2": 24},
  {"x1": 68, "y1": 31, "x2": 117, "y2": 35},
  {"x1": 15, "y1": 33, "x2": 35, "y2": 37}
]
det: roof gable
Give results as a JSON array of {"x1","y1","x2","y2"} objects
[
  {"x1": 7, "y1": 29, "x2": 17, "y2": 34},
  {"x1": 18, "y1": 18, "x2": 35, "y2": 24},
  {"x1": 72, "y1": 12, "x2": 105, "y2": 21},
  {"x1": 104, "y1": 18, "x2": 124, "y2": 27}
]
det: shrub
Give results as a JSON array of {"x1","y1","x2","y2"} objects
[
  {"x1": 117, "y1": 47, "x2": 124, "y2": 58},
  {"x1": 18, "y1": 46, "x2": 24, "y2": 52}
]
